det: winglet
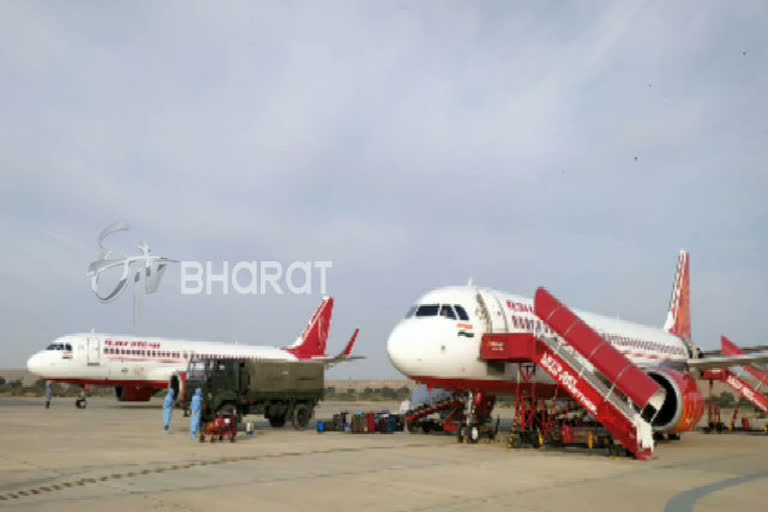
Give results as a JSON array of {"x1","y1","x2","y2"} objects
[
  {"x1": 342, "y1": 328, "x2": 360, "y2": 357},
  {"x1": 323, "y1": 329, "x2": 365, "y2": 368}
]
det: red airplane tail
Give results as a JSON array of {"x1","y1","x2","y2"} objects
[
  {"x1": 664, "y1": 250, "x2": 692, "y2": 344},
  {"x1": 284, "y1": 297, "x2": 334, "y2": 359}
]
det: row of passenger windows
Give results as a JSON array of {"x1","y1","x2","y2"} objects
[
  {"x1": 509, "y1": 316, "x2": 682, "y2": 355},
  {"x1": 105, "y1": 349, "x2": 251, "y2": 360},
  {"x1": 405, "y1": 304, "x2": 470, "y2": 321},
  {"x1": 105, "y1": 348, "x2": 186, "y2": 359}
]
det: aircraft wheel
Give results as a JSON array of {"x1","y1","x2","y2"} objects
[
  {"x1": 457, "y1": 424, "x2": 467, "y2": 443},
  {"x1": 468, "y1": 425, "x2": 480, "y2": 444}
]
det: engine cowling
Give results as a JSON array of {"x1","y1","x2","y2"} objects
[
  {"x1": 644, "y1": 367, "x2": 704, "y2": 433},
  {"x1": 114, "y1": 385, "x2": 155, "y2": 402},
  {"x1": 168, "y1": 371, "x2": 186, "y2": 405}
]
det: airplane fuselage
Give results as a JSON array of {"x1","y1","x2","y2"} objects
[
  {"x1": 386, "y1": 286, "x2": 690, "y2": 394},
  {"x1": 27, "y1": 333, "x2": 300, "y2": 388}
]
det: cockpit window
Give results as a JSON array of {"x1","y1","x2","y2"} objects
[
  {"x1": 439, "y1": 305, "x2": 456, "y2": 319},
  {"x1": 45, "y1": 342, "x2": 73, "y2": 351},
  {"x1": 454, "y1": 305, "x2": 470, "y2": 321},
  {"x1": 415, "y1": 304, "x2": 439, "y2": 317},
  {"x1": 405, "y1": 306, "x2": 417, "y2": 318}
]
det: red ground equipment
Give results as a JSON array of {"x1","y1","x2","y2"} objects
[
  {"x1": 480, "y1": 288, "x2": 660, "y2": 460},
  {"x1": 200, "y1": 413, "x2": 238, "y2": 443}
]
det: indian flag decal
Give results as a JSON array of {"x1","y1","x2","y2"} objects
[{"x1": 457, "y1": 323, "x2": 474, "y2": 338}]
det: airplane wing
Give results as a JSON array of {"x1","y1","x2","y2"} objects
[
  {"x1": 686, "y1": 352, "x2": 768, "y2": 371},
  {"x1": 317, "y1": 329, "x2": 365, "y2": 368}
]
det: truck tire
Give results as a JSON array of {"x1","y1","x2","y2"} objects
[
  {"x1": 269, "y1": 415, "x2": 287, "y2": 428},
  {"x1": 291, "y1": 403, "x2": 312, "y2": 430}
]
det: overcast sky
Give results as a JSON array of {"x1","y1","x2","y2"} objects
[{"x1": 1, "y1": 1, "x2": 766, "y2": 378}]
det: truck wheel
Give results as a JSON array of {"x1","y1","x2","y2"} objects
[
  {"x1": 291, "y1": 403, "x2": 312, "y2": 430},
  {"x1": 269, "y1": 415, "x2": 287, "y2": 428}
]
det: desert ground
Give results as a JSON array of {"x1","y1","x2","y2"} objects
[{"x1": 0, "y1": 396, "x2": 766, "y2": 512}]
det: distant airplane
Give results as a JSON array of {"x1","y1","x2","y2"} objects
[
  {"x1": 387, "y1": 251, "x2": 768, "y2": 442},
  {"x1": 27, "y1": 297, "x2": 362, "y2": 408}
]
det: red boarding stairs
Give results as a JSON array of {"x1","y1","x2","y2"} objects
[
  {"x1": 702, "y1": 336, "x2": 768, "y2": 432},
  {"x1": 701, "y1": 367, "x2": 768, "y2": 415},
  {"x1": 404, "y1": 398, "x2": 464, "y2": 433},
  {"x1": 481, "y1": 288, "x2": 664, "y2": 460}
]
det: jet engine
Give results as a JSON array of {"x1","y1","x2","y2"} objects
[
  {"x1": 114, "y1": 384, "x2": 154, "y2": 402},
  {"x1": 643, "y1": 367, "x2": 704, "y2": 433}
]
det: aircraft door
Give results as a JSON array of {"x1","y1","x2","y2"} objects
[
  {"x1": 87, "y1": 336, "x2": 100, "y2": 365},
  {"x1": 477, "y1": 291, "x2": 508, "y2": 333}
]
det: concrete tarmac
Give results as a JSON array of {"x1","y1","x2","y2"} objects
[{"x1": 0, "y1": 397, "x2": 766, "y2": 512}]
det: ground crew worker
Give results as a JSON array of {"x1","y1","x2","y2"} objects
[
  {"x1": 45, "y1": 382, "x2": 52, "y2": 409},
  {"x1": 189, "y1": 388, "x2": 202, "y2": 439},
  {"x1": 398, "y1": 398, "x2": 412, "y2": 415},
  {"x1": 163, "y1": 388, "x2": 175, "y2": 433}
]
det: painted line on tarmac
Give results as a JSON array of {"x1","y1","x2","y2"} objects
[
  {"x1": 0, "y1": 441, "x2": 434, "y2": 502},
  {"x1": 665, "y1": 471, "x2": 768, "y2": 512}
]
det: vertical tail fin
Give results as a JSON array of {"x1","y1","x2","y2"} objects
[
  {"x1": 664, "y1": 250, "x2": 692, "y2": 343},
  {"x1": 284, "y1": 297, "x2": 334, "y2": 359}
]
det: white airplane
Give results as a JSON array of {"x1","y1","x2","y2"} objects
[
  {"x1": 386, "y1": 251, "x2": 768, "y2": 437},
  {"x1": 27, "y1": 297, "x2": 362, "y2": 408}
]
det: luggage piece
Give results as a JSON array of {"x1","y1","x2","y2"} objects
[{"x1": 351, "y1": 414, "x2": 364, "y2": 433}]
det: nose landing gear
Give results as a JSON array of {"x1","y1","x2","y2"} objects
[
  {"x1": 456, "y1": 391, "x2": 498, "y2": 444},
  {"x1": 74, "y1": 385, "x2": 88, "y2": 409}
]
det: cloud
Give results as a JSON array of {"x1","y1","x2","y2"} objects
[{"x1": 0, "y1": 1, "x2": 766, "y2": 376}]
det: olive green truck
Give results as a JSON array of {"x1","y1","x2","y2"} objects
[{"x1": 181, "y1": 358, "x2": 324, "y2": 429}]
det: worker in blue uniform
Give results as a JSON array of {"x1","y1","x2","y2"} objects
[
  {"x1": 45, "y1": 381, "x2": 53, "y2": 409},
  {"x1": 189, "y1": 388, "x2": 202, "y2": 439},
  {"x1": 163, "y1": 388, "x2": 175, "y2": 433}
]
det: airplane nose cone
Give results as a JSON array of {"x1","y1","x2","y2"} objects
[
  {"x1": 386, "y1": 321, "x2": 421, "y2": 377},
  {"x1": 27, "y1": 353, "x2": 44, "y2": 376}
]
